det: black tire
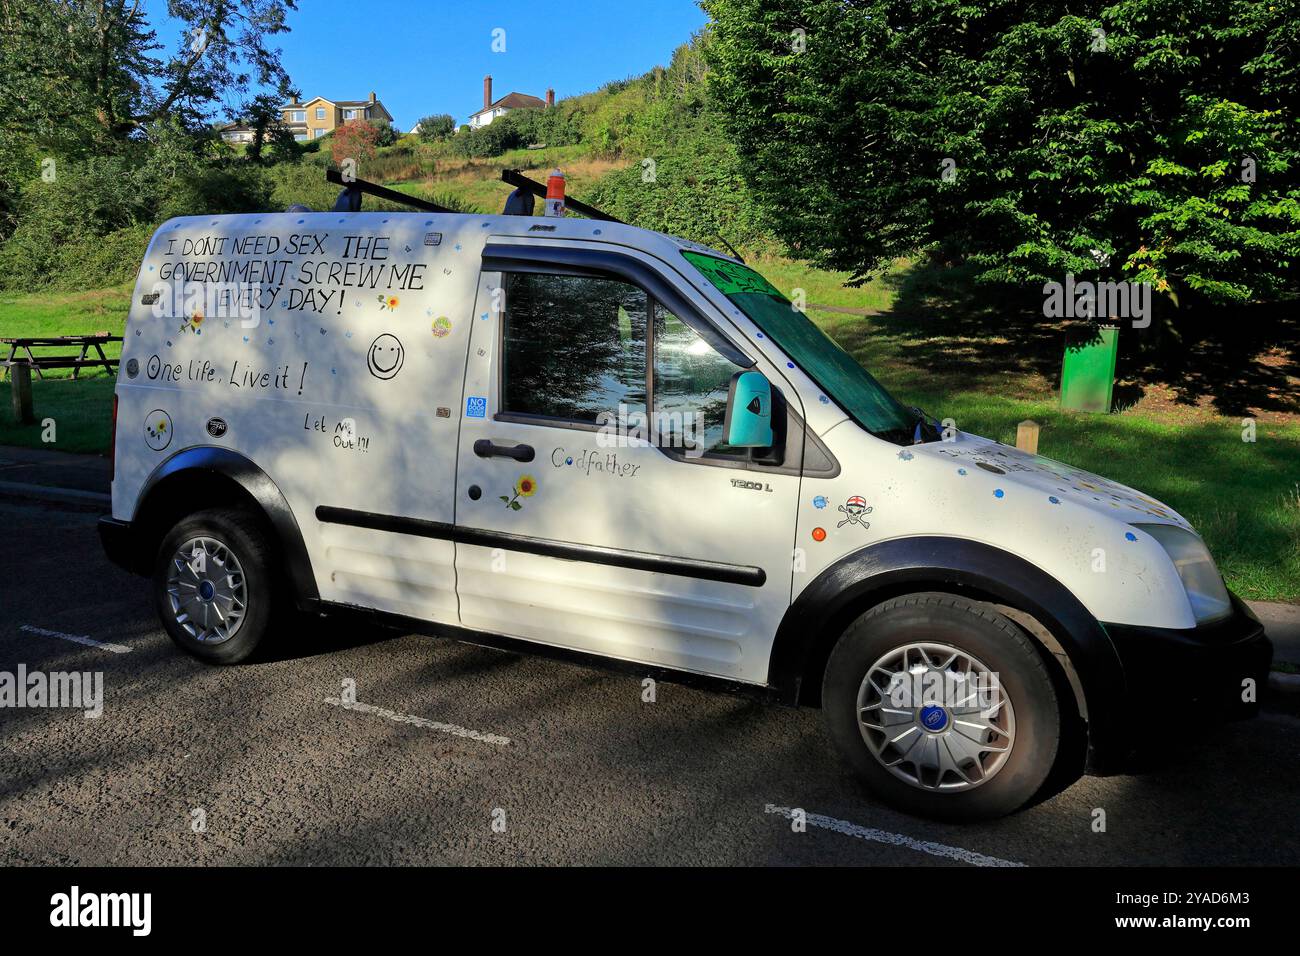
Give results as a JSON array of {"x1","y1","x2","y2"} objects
[
  {"x1": 153, "y1": 507, "x2": 278, "y2": 664},
  {"x1": 822, "y1": 593, "x2": 1062, "y2": 822}
]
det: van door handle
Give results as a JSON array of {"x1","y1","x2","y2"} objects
[{"x1": 473, "y1": 439, "x2": 535, "y2": 462}]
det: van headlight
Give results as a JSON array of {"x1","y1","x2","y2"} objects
[{"x1": 1133, "y1": 524, "x2": 1232, "y2": 624}]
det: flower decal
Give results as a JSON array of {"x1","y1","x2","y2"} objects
[
  {"x1": 377, "y1": 294, "x2": 400, "y2": 310},
  {"x1": 501, "y1": 474, "x2": 537, "y2": 510},
  {"x1": 179, "y1": 310, "x2": 204, "y2": 334}
]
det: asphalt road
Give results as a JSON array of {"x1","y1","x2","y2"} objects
[{"x1": 2, "y1": 494, "x2": 1297, "y2": 867}]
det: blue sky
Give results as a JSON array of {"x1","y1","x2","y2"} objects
[{"x1": 146, "y1": 0, "x2": 709, "y2": 131}]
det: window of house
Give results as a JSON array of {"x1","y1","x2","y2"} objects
[
  {"x1": 313, "y1": 128, "x2": 325, "y2": 138},
  {"x1": 294, "y1": 133, "x2": 308, "y2": 142},
  {"x1": 290, "y1": 110, "x2": 305, "y2": 122},
  {"x1": 499, "y1": 272, "x2": 751, "y2": 458},
  {"x1": 315, "y1": 107, "x2": 326, "y2": 120},
  {"x1": 344, "y1": 109, "x2": 356, "y2": 120}
]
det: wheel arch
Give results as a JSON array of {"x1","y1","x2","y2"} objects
[
  {"x1": 769, "y1": 536, "x2": 1126, "y2": 760},
  {"x1": 126, "y1": 446, "x2": 319, "y2": 607}
]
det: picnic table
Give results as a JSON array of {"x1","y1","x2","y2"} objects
[{"x1": 1, "y1": 332, "x2": 121, "y2": 380}]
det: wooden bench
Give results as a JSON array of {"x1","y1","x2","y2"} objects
[{"x1": 1, "y1": 333, "x2": 121, "y2": 380}]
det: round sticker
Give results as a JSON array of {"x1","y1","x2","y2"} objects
[{"x1": 144, "y1": 409, "x2": 173, "y2": 451}]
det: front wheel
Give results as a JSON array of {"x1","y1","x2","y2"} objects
[
  {"x1": 153, "y1": 508, "x2": 278, "y2": 664},
  {"x1": 822, "y1": 593, "x2": 1064, "y2": 821}
]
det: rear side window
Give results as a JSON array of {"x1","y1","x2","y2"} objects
[{"x1": 501, "y1": 272, "x2": 647, "y2": 422}]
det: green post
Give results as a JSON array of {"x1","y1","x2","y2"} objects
[{"x1": 1060, "y1": 325, "x2": 1119, "y2": 413}]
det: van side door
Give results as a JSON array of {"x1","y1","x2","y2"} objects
[{"x1": 452, "y1": 243, "x2": 806, "y2": 685}]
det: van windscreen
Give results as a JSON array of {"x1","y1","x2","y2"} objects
[{"x1": 680, "y1": 251, "x2": 914, "y2": 439}]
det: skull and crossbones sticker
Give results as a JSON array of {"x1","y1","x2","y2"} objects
[{"x1": 838, "y1": 495, "x2": 873, "y2": 529}]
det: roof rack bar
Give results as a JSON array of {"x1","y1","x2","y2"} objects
[
  {"x1": 325, "y1": 169, "x2": 456, "y2": 214},
  {"x1": 500, "y1": 169, "x2": 624, "y2": 223}
]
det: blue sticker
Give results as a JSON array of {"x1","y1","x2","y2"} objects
[
  {"x1": 465, "y1": 396, "x2": 488, "y2": 419},
  {"x1": 993, "y1": 488, "x2": 1005, "y2": 498},
  {"x1": 1048, "y1": 495, "x2": 1061, "y2": 504},
  {"x1": 957, "y1": 468, "x2": 967, "y2": 475},
  {"x1": 812, "y1": 495, "x2": 828, "y2": 509},
  {"x1": 1125, "y1": 531, "x2": 1137, "y2": 542}
]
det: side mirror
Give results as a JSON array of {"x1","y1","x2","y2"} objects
[{"x1": 725, "y1": 370, "x2": 774, "y2": 448}]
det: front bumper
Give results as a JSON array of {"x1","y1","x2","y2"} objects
[{"x1": 1104, "y1": 594, "x2": 1272, "y2": 727}]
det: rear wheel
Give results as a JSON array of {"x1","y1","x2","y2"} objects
[
  {"x1": 153, "y1": 508, "x2": 277, "y2": 664},
  {"x1": 822, "y1": 593, "x2": 1063, "y2": 821}
]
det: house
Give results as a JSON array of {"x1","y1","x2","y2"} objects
[
  {"x1": 218, "y1": 121, "x2": 256, "y2": 144},
  {"x1": 467, "y1": 76, "x2": 554, "y2": 129},
  {"x1": 281, "y1": 93, "x2": 394, "y2": 141}
]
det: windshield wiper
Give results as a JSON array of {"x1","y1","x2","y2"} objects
[{"x1": 908, "y1": 406, "x2": 944, "y2": 444}]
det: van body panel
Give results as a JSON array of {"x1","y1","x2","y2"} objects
[
  {"x1": 116, "y1": 212, "x2": 490, "y2": 626},
  {"x1": 108, "y1": 207, "x2": 1259, "y2": 722}
]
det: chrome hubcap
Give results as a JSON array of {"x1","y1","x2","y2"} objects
[
  {"x1": 165, "y1": 536, "x2": 247, "y2": 644},
  {"x1": 857, "y1": 642, "x2": 1015, "y2": 792}
]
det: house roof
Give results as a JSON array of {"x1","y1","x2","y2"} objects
[{"x1": 470, "y1": 92, "x2": 546, "y2": 117}]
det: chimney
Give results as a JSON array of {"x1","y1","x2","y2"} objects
[
  {"x1": 484, "y1": 75, "x2": 493, "y2": 110},
  {"x1": 368, "y1": 91, "x2": 376, "y2": 104},
  {"x1": 546, "y1": 88, "x2": 554, "y2": 108}
]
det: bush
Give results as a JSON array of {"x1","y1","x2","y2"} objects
[
  {"x1": 48, "y1": 223, "x2": 154, "y2": 290},
  {"x1": 369, "y1": 120, "x2": 399, "y2": 148},
  {"x1": 416, "y1": 114, "x2": 455, "y2": 141},
  {"x1": 450, "y1": 105, "x2": 585, "y2": 159},
  {"x1": 586, "y1": 113, "x2": 768, "y2": 251},
  {"x1": 0, "y1": 154, "x2": 158, "y2": 288}
]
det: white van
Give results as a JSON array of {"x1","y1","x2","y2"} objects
[{"x1": 100, "y1": 189, "x2": 1272, "y2": 820}]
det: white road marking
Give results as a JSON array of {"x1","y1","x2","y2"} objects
[
  {"x1": 324, "y1": 697, "x2": 511, "y2": 746},
  {"x1": 20, "y1": 623, "x2": 132, "y2": 654},
  {"x1": 764, "y1": 804, "x2": 1025, "y2": 867}
]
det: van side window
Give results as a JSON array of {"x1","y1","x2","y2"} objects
[
  {"x1": 653, "y1": 303, "x2": 746, "y2": 456},
  {"x1": 501, "y1": 272, "x2": 648, "y2": 423}
]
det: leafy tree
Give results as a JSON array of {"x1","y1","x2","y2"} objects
[
  {"x1": 0, "y1": 0, "x2": 297, "y2": 147},
  {"x1": 365, "y1": 119, "x2": 399, "y2": 148},
  {"x1": 242, "y1": 91, "x2": 299, "y2": 162},
  {"x1": 331, "y1": 118, "x2": 379, "y2": 170},
  {"x1": 702, "y1": 0, "x2": 1300, "y2": 319},
  {"x1": 416, "y1": 113, "x2": 456, "y2": 141}
]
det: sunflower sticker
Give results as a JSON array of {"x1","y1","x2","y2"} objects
[
  {"x1": 377, "y1": 294, "x2": 400, "y2": 311},
  {"x1": 501, "y1": 474, "x2": 537, "y2": 510},
  {"x1": 178, "y1": 310, "x2": 204, "y2": 334}
]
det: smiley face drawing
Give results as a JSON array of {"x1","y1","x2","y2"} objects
[
  {"x1": 144, "y1": 409, "x2": 173, "y2": 451},
  {"x1": 367, "y1": 333, "x2": 404, "y2": 380}
]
